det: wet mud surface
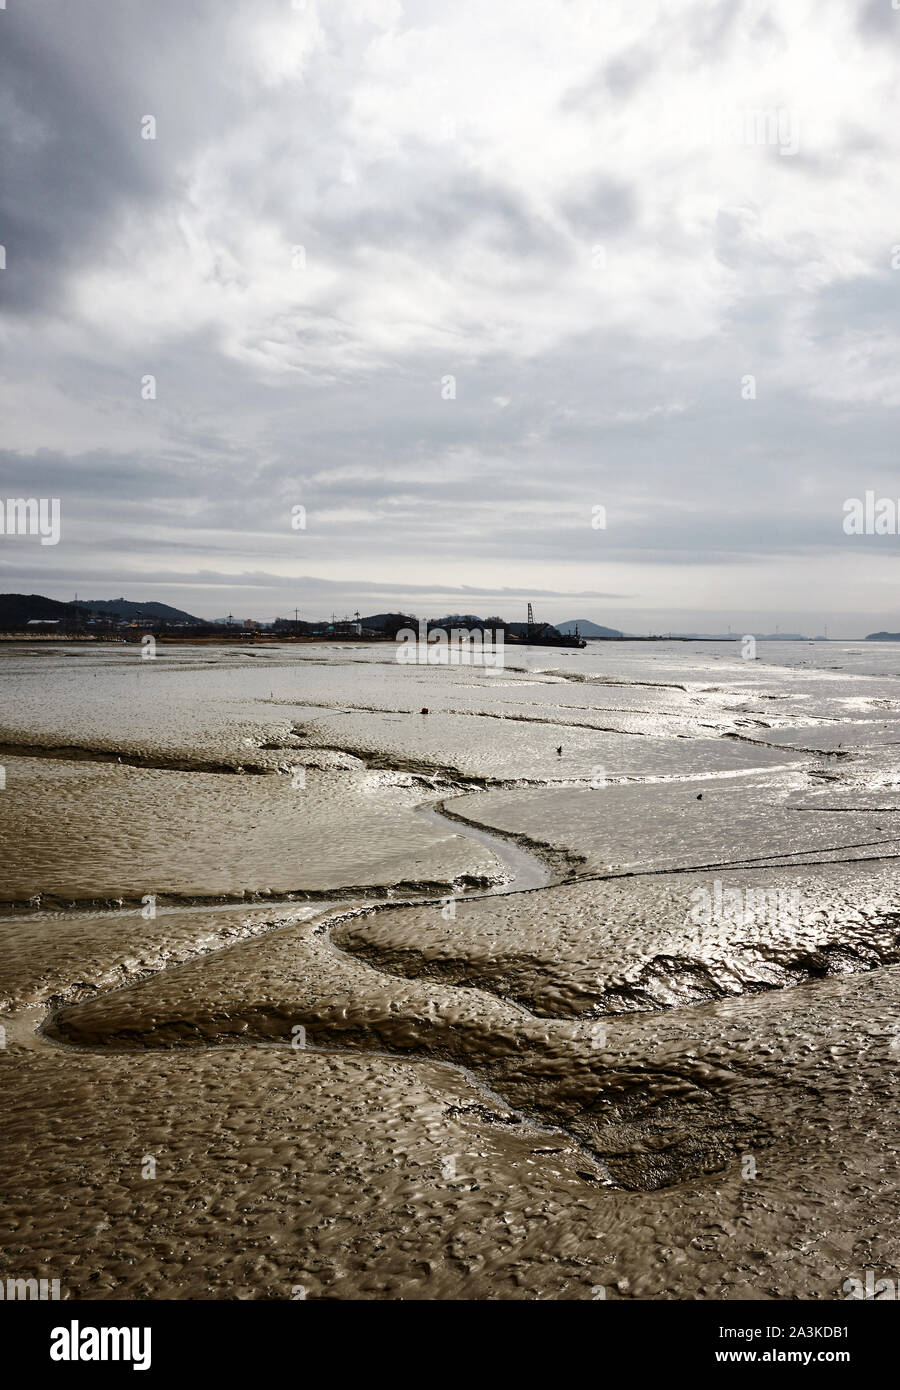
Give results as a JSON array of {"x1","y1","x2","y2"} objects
[{"x1": 2, "y1": 640, "x2": 899, "y2": 1299}]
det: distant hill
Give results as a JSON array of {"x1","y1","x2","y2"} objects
[
  {"x1": 360, "y1": 612, "x2": 418, "y2": 635},
  {"x1": 0, "y1": 593, "x2": 80, "y2": 629},
  {"x1": 0, "y1": 593, "x2": 205, "y2": 631},
  {"x1": 74, "y1": 597, "x2": 202, "y2": 623},
  {"x1": 866, "y1": 631, "x2": 900, "y2": 641},
  {"x1": 557, "y1": 618, "x2": 624, "y2": 638}
]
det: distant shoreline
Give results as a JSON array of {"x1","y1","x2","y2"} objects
[{"x1": 0, "y1": 631, "x2": 844, "y2": 645}]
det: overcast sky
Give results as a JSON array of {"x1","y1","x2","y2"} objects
[{"x1": 3, "y1": 0, "x2": 900, "y2": 633}]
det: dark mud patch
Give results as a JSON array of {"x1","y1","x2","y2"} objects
[
  {"x1": 567, "y1": 1079, "x2": 770, "y2": 1191},
  {"x1": 0, "y1": 741, "x2": 272, "y2": 776}
]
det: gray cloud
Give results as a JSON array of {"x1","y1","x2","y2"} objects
[{"x1": 2, "y1": 0, "x2": 900, "y2": 633}]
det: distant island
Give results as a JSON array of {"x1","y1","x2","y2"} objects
[
  {"x1": 865, "y1": 632, "x2": 900, "y2": 641},
  {"x1": 556, "y1": 619, "x2": 624, "y2": 638}
]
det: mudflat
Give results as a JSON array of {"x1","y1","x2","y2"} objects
[{"x1": 2, "y1": 638, "x2": 898, "y2": 1299}]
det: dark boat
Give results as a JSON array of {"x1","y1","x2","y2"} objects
[{"x1": 516, "y1": 605, "x2": 586, "y2": 649}]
